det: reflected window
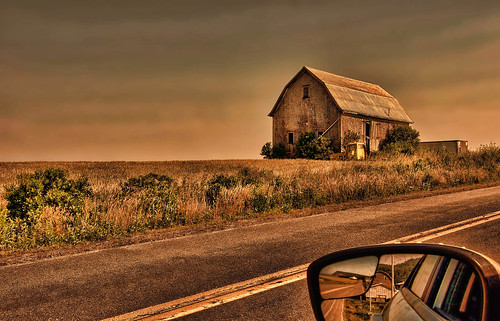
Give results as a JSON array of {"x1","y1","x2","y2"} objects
[
  {"x1": 435, "y1": 261, "x2": 482, "y2": 320},
  {"x1": 408, "y1": 255, "x2": 482, "y2": 321},
  {"x1": 410, "y1": 255, "x2": 440, "y2": 298}
]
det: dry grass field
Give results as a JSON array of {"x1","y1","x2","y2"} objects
[{"x1": 1, "y1": 146, "x2": 499, "y2": 251}]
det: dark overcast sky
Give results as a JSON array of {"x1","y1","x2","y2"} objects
[{"x1": 1, "y1": 0, "x2": 499, "y2": 160}]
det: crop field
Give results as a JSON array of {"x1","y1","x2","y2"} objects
[{"x1": 1, "y1": 146, "x2": 499, "y2": 251}]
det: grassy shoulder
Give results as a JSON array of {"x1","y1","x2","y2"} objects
[
  {"x1": 1, "y1": 146, "x2": 499, "y2": 257},
  {"x1": 344, "y1": 298, "x2": 386, "y2": 321},
  {"x1": 1, "y1": 181, "x2": 499, "y2": 266}
]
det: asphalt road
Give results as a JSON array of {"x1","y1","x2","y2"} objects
[
  {"x1": 1, "y1": 186, "x2": 499, "y2": 320},
  {"x1": 179, "y1": 217, "x2": 500, "y2": 321}
]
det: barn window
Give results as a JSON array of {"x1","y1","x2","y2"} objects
[
  {"x1": 303, "y1": 86, "x2": 309, "y2": 99},
  {"x1": 288, "y1": 133, "x2": 294, "y2": 144}
]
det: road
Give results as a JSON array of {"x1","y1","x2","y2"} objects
[
  {"x1": 176, "y1": 215, "x2": 500, "y2": 321},
  {"x1": 1, "y1": 186, "x2": 499, "y2": 320},
  {"x1": 320, "y1": 280, "x2": 366, "y2": 298}
]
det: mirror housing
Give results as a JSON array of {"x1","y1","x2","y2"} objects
[{"x1": 307, "y1": 243, "x2": 500, "y2": 321}]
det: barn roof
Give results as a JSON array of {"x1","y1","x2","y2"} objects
[{"x1": 268, "y1": 66, "x2": 413, "y2": 124}]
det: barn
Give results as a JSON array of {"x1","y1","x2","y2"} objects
[
  {"x1": 365, "y1": 271, "x2": 394, "y2": 302},
  {"x1": 268, "y1": 66, "x2": 413, "y2": 156}
]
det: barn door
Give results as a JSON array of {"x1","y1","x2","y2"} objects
[{"x1": 365, "y1": 121, "x2": 371, "y2": 153}]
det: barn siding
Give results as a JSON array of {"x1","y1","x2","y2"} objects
[
  {"x1": 340, "y1": 116, "x2": 397, "y2": 152},
  {"x1": 272, "y1": 72, "x2": 340, "y2": 155},
  {"x1": 370, "y1": 120, "x2": 396, "y2": 152}
]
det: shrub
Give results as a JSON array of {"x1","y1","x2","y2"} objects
[
  {"x1": 272, "y1": 144, "x2": 287, "y2": 159},
  {"x1": 296, "y1": 132, "x2": 334, "y2": 159},
  {"x1": 238, "y1": 167, "x2": 267, "y2": 186},
  {"x1": 473, "y1": 143, "x2": 500, "y2": 169},
  {"x1": 138, "y1": 183, "x2": 181, "y2": 228},
  {"x1": 252, "y1": 192, "x2": 268, "y2": 213},
  {"x1": 260, "y1": 142, "x2": 286, "y2": 159},
  {"x1": 380, "y1": 126, "x2": 420, "y2": 155},
  {"x1": 121, "y1": 173, "x2": 181, "y2": 228},
  {"x1": 205, "y1": 174, "x2": 238, "y2": 206},
  {"x1": 4, "y1": 169, "x2": 92, "y2": 223},
  {"x1": 260, "y1": 142, "x2": 273, "y2": 159},
  {"x1": 121, "y1": 173, "x2": 174, "y2": 195}
]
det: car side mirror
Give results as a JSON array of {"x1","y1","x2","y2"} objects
[{"x1": 307, "y1": 243, "x2": 500, "y2": 321}]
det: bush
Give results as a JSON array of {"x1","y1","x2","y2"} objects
[
  {"x1": 260, "y1": 142, "x2": 273, "y2": 159},
  {"x1": 252, "y1": 192, "x2": 268, "y2": 213},
  {"x1": 122, "y1": 173, "x2": 181, "y2": 228},
  {"x1": 474, "y1": 143, "x2": 500, "y2": 166},
  {"x1": 296, "y1": 132, "x2": 334, "y2": 159},
  {"x1": 205, "y1": 174, "x2": 238, "y2": 206},
  {"x1": 122, "y1": 173, "x2": 174, "y2": 195},
  {"x1": 238, "y1": 167, "x2": 267, "y2": 186},
  {"x1": 260, "y1": 142, "x2": 286, "y2": 159},
  {"x1": 4, "y1": 168, "x2": 92, "y2": 223},
  {"x1": 380, "y1": 126, "x2": 420, "y2": 155},
  {"x1": 272, "y1": 144, "x2": 287, "y2": 159}
]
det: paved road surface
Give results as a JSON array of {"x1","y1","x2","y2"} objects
[
  {"x1": 1, "y1": 186, "x2": 499, "y2": 320},
  {"x1": 321, "y1": 299, "x2": 344, "y2": 321},
  {"x1": 178, "y1": 217, "x2": 500, "y2": 321},
  {"x1": 320, "y1": 281, "x2": 366, "y2": 298}
]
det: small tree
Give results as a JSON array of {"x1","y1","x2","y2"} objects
[
  {"x1": 380, "y1": 125, "x2": 420, "y2": 155},
  {"x1": 260, "y1": 142, "x2": 273, "y2": 159},
  {"x1": 296, "y1": 132, "x2": 317, "y2": 159},
  {"x1": 296, "y1": 132, "x2": 334, "y2": 160},
  {"x1": 342, "y1": 130, "x2": 361, "y2": 151},
  {"x1": 260, "y1": 142, "x2": 286, "y2": 159}
]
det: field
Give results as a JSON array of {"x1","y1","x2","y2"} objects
[
  {"x1": 344, "y1": 298, "x2": 386, "y2": 320},
  {"x1": 1, "y1": 146, "x2": 499, "y2": 251}
]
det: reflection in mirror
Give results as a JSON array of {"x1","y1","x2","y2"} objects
[
  {"x1": 341, "y1": 254, "x2": 423, "y2": 321},
  {"x1": 319, "y1": 256, "x2": 379, "y2": 300},
  {"x1": 320, "y1": 254, "x2": 423, "y2": 321}
]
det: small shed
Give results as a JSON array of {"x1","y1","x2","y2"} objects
[{"x1": 420, "y1": 140, "x2": 468, "y2": 154}]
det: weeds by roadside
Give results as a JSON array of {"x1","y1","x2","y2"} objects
[{"x1": 1, "y1": 145, "x2": 499, "y2": 251}]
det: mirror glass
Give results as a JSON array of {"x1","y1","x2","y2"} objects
[
  {"x1": 319, "y1": 256, "x2": 379, "y2": 299},
  {"x1": 318, "y1": 253, "x2": 483, "y2": 321}
]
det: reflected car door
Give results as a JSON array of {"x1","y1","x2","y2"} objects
[{"x1": 382, "y1": 254, "x2": 482, "y2": 321}]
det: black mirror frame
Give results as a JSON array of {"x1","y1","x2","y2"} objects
[{"x1": 307, "y1": 243, "x2": 500, "y2": 321}]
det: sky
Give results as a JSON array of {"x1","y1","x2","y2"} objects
[
  {"x1": 321, "y1": 256, "x2": 378, "y2": 277},
  {"x1": 1, "y1": 0, "x2": 499, "y2": 161}
]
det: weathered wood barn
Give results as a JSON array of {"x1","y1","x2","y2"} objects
[
  {"x1": 268, "y1": 66, "x2": 413, "y2": 155},
  {"x1": 365, "y1": 271, "x2": 393, "y2": 302}
]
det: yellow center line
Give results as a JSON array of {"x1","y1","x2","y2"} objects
[
  {"x1": 104, "y1": 210, "x2": 500, "y2": 321},
  {"x1": 384, "y1": 210, "x2": 500, "y2": 243}
]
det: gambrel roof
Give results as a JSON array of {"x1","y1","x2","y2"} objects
[{"x1": 268, "y1": 66, "x2": 413, "y2": 124}]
